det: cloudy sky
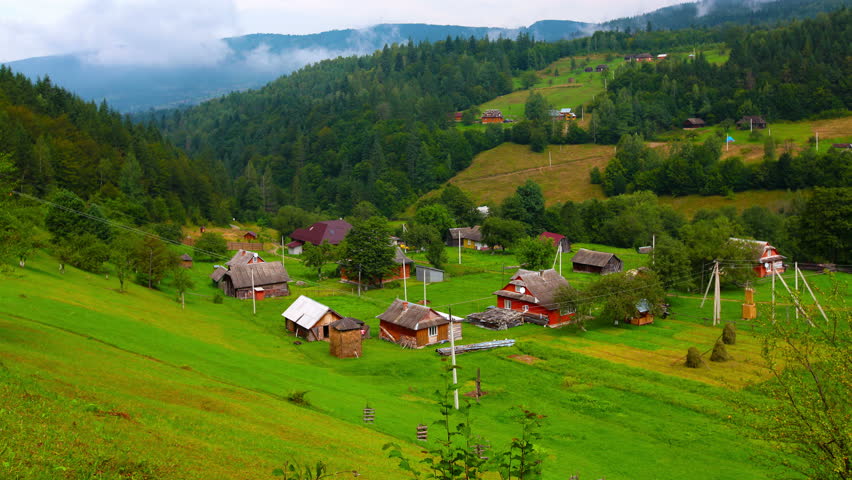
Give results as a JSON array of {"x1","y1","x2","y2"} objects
[{"x1": 0, "y1": 0, "x2": 686, "y2": 63}]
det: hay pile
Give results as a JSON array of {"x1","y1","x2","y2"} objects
[
  {"x1": 685, "y1": 347, "x2": 703, "y2": 368},
  {"x1": 722, "y1": 323, "x2": 737, "y2": 345},
  {"x1": 710, "y1": 340, "x2": 731, "y2": 362}
]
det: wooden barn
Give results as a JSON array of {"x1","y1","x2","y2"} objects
[
  {"x1": 539, "y1": 232, "x2": 571, "y2": 252},
  {"x1": 729, "y1": 238, "x2": 786, "y2": 278},
  {"x1": 572, "y1": 248, "x2": 623, "y2": 275},
  {"x1": 683, "y1": 118, "x2": 706, "y2": 129},
  {"x1": 630, "y1": 299, "x2": 654, "y2": 326},
  {"x1": 209, "y1": 266, "x2": 228, "y2": 285},
  {"x1": 220, "y1": 262, "x2": 290, "y2": 299},
  {"x1": 377, "y1": 299, "x2": 461, "y2": 348},
  {"x1": 447, "y1": 226, "x2": 487, "y2": 250},
  {"x1": 243, "y1": 231, "x2": 258, "y2": 241},
  {"x1": 287, "y1": 219, "x2": 352, "y2": 255},
  {"x1": 584, "y1": 67, "x2": 593, "y2": 72},
  {"x1": 481, "y1": 109, "x2": 504, "y2": 124},
  {"x1": 467, "y1": 308, "x2": 524, "y2": 330},
  {"x1": 737, "y1": 116, "x2": 767, "y2": 130},
  {"x1": 494, "y1": 268, "x2": 573, "y2": 327},
  {"x1": 226, "y1": 249, "x2": 265, "y2": 267},
  {"x1": 282, "y1": 295, "x2": 342, "y2": 341},
  {"x1": 595, "y1": 64, "x2": 609, "y2": 72},
  {"x1": 329, "y1": 317, "x2": 366, "y2": 358},
  {"x1": 180, "y1": 253, "x2": 193, "y2": 268}
]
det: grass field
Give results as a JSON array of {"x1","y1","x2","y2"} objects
[{"x1": 2, "y1": 245, "x2": 848, "y2": 479}]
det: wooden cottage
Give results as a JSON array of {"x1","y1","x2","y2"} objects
[
  {"x1": 226, "y1": 249, "x2": 265, "y2": 267},
  {"x1": 220, "y1": 262, "x2": 290, "y2": 299},
  {"x1": 595, "y1": 64, "x2": 609, "y2": 72},
  {"x1": 729, "y1": 238, "x2": 786, "y2": 278},
  {"x1": 481, "y1": 109, "x2": 504, "y2": 124},
  {"x1": 494, "y1": 268, "x2": 573, "y2": 327},
  {"x1": 287, "y1": 219, "x2": 352, "y2": 255},
  {"x1": 572, "y1": 248, "x2": 623, "y2": 275},
  {"x1": 635, "y1": 53, "x2": 654, "y2": 62},
  {"x1": 737, "y1": 116, "x2": 767, "y2": 129},
  {"x1": 282, "y1": 295, "x2": 342, "y2": 341},
  {"x1": 209, "y1": 266, "x2": 228, "y2": 285},
  {"x1": 467, "y1": 308, "x2": 524, "y2": 330},
  {"x1": 683, "y1": 118, "x2": 706, "y2": 129},
  {"x1": 630, "y1": 299, "x2": 654, "y2": 326},
  {"x1": 447, "y1": 226, "x2": 487, "y2": 250},
  {"x1": 539, "y1": 232, "x2": 571, "y2": 252},
  {"x1": 559, "y1": 108, "x2": 576, "y2": 120},
  {"x1": 452, "y1": 112, "x2": 464, "y2": 122},
  {"x1": 583, "y1": 67, "x2": 593, "y2": 72},
  {"x1": 329, "y1": 317, "x2": 365, "y2": 358},
  {"x1": 180, "y1": 253, "x2": 193, "y2": 269},
  {"x1": 637, "y1": 246, "x2": 653, "y2": 254},
  {"x1": 377, "y1": 299, "x2": 461, "y2": 348},
  {"x1": 243, "y1": 231, "x2": 258, "y2": 241}
]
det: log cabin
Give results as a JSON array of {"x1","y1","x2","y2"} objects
[
  {"x1": 447, "y1": 226, "x2": 487, "y2": 250},
  {"x1": 494, "y1": 268, "x2": 573, "y2": 327},
  {"x1": 377, "y1": 299, "x2": 461, "y2": 348},
  {"x1": 572, "y1": 248, "x2": 623, "y2": 275},
  {"x1": 282, "y1": 295, "x2": 342, "y2": 342},
  {"x1": 220, "y1": 262, "x2": 290, "y2": 299}
]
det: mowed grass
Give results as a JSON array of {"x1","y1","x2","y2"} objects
[{"x1": 2, "y1": 249, "x2": 847, "y2": 479}]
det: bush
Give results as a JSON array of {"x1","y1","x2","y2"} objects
[
  {"x1": 287, "y1": 391, "x2": 311, "y2": 406},
  {"x1": 722, "y1": 323, "x2": 736, "y2": 345},
  {"x1": 710, "y1": 340, "x2": 731, "y2": 362},
  {"x1": 685, "y1": 347, "x2": 703, "y2": 368},
  {"x1": 384, "y1": 280, "x2": 401, "y2": 289},
  {"x1": 212, "y1": 293, "x2": 223, "y2": 304}
]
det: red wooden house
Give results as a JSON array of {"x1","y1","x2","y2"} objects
[
  {"x1": 226, "y1": 249, "x2": 265, "y2": 267},
  {"x1": 481, "y1": 109, "x2": 504, "y2": 124},
  {"x1": 539, "y1": 232, "x2": 571, "y2": 252},
  {"x1": 730, "y1": 238, "x2": 786, "y2": 277},
  {"x1": 288, "y1": 219, "x2": 352, "y2": 254},
  {"x1": 377, "y1": 299, "x2": 461, "y2": 348},
  {"x1": 493, "y1": 269, "x2": 573, "y2": 327},
  {"x1": 243, "y1": 231, "x2": 258, "y2": 241}
]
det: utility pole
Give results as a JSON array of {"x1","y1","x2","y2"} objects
[
  {"x1": 794, "y1": 261, "x2": 798, "y2": 320},
  {"x1": 403, "y1": 260, "x2": 408, "y2": 302},
  {"x1": 357, "y1": 265, "x2": 362, "y2": 297},
  {"x1": 458, "y1": 232, "x2": 462, "y2": 265},
  {"x1": 148, "y1": 248, "x2": 153, "y2": 289},
  {"x1": 281, "y1": 236, "x2": 286, "y2": 266},
  {"x1": 423, "y1": 270, "x2": 429, "y2": 306},
  {"x1": 251, "y1": 253, "x2": 258, "y2": 315},
  {"x1": 771, "y1": 266, "x2": 776, "y2": 323},
  {"x1": 713, "y1": 262, "x2": 721, "y2": 326},
  {"x1": 548, "y1": 150, "x2": 552, "y2": 168},
  {"x1": 815, "y1": 131, "x2": 819, "y2": 152},
  {"x1": 449, "y1": 306, "x2": 459, "y2": 410}
]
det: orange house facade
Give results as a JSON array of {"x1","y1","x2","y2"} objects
[{"x1": 494, "y1": 269, "x2": 574, "y2": 327}]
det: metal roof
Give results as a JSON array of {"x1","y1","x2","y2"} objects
[{"x1": 282, "y1": 295, "x2": 340, "y2": 329}]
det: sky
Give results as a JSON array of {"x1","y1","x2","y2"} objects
[{"x1": 0, "y1": 0, "x2": 687, "y2": 63}]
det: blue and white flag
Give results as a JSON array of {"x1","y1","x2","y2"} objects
[{"x1": 726, "y1": 135, "x2": 735, "y2": 143}]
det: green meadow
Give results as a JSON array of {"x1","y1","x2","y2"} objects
[{"x1": 2, "y1": 244, "x2": 847, "y2": 479}]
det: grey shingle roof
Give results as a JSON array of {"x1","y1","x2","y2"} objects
[
  {"x1": 377, "y1": 299, "x2": 447, "y2": 330},
  {"x1": 226, "y1": 249, "x2": 263, "y2": 267},
  {"x1": 224, "y1": 262, "x2": 289, "y2": 289},
  {"x1": 494, "y1": 268, "x2": 569, "y2": 308},
  {"x1": 572, "y1": 248, "x2": 618, "y2": 268}
]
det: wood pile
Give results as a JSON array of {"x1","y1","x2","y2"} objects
[{"x1": 435, "y1": 339, "x2": 515, "y2": 356}]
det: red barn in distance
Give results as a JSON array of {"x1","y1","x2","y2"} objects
[
  {"x1": 481, "y1": 109, "x2": 504, "y2": 123},
  {"x1": 494, "y1": 268, "x2": 574, "y2": 327},
  {"x1": 730, "y1": 238, "x2": 786, "y2": 278},
  {"x1": 287, "y1": 219, "x2": 353, "y2": 254}
]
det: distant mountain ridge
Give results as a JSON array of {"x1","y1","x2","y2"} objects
[
  {"x1": 4, "y1": 21, "x2": 590, "y2": 112},
  {"x1": 4, "y1": 0, "x2": 846, "y2": 112}
]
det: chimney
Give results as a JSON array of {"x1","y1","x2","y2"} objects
[{"x1": 403, "y1": 301, "x2": 408, "y2": 311}]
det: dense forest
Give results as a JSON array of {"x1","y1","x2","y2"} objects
[{"x1": 589, "y1": 10, "x2": 851, "y2": 142}]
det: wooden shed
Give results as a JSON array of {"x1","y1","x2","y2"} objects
[
  {"x1": 180, "y1": 253, "x2": 193, "y2": 269},
  {"x1": 243, "y1": 231, "x2": 258, "y2": 241},
  {"x1": 416, "y1": 265, "x2": 445, "y2": 283},
  {"x1": 737, "y1": 116, "x2": 767, "y2": 129},
  {"x1": 377, "y1": 299, "x2": 461, "y2": 348},
  {"x1": 220, "y1": 262, "x2": 290, "y2": 299},
  {"x1": 572, "y1": 248, "x2": 623, "y2": 275},
  {"x1": 630, "y1": 299, "x2": 654, "y2": 326},
  {"x1": 329, "y1": 317, "x2": 365, "y2": 358},
  {"x1": 282, "y1": 295, "x2": 343, "y2": 342},
  {"x1": 683, "y1": 118, "x2": 706, "y2": 129}
]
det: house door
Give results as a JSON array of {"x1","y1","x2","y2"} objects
[{"x1": 322, "y1": 325, "x2": 329, "y2": 339}]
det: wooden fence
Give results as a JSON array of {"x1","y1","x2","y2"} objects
[{"x1": 227, "y1": 242, "x2": 264, "y2": 251}]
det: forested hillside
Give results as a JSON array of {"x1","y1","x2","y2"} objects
[{"x1": 0, "y1": 66, "x2": 232, "y2": 224}]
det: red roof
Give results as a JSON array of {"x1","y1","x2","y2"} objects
[
  {"x1": 539, "y1": 232, "x2": 565, "y2": 245},
  {"x1": 290, "y1": 220, "x2": 353, "y2": 246}
]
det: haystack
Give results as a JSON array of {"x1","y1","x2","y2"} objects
[
  {"x1": 685, "y1": 347, "x2": 703, "y2": 368},
  {"x1": 722, "y1": 323, "x2": 736, "y2": 345},
  {"x1": 710, "y1": 340, "x2": 731, "y2": 362}
]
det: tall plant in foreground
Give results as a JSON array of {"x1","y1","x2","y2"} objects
[
  {"x1": 384, "y1": 367, "x2": 545, "y2": 479},
  {"x1": 746, "y1": 274, "x2": 850, "y2": 479}
]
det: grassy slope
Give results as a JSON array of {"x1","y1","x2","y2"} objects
[{"x1": 4, "y1": 246, "x2": 847, "y2": 479}]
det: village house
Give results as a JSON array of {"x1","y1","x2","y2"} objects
[
  {"x1": 481, "y1": 109, "x2": 504, "y2": 124},
  {"x1": 730, "y1": 238, "x2": 786, "y2": 278},
  {"x1": 282, "y1": 295, "x2": 343, "y2": 342},
  {"x1": 737, "y1": 116, "x2": 767, "y2": 130},
  {"x1": 209, "y1": 266, "x2": 228, "y2": 284},
  {"x1": 180, "y1": 253, "x2": 193, "y2": 269},
  {"x1": 220, "y1": 262, "x2": 290, "y2": 299},
  {"x1": 243, "y1": 231, "x2": 258, "y2": 241},
  {"x1": 447, "y1": 226, "x2": 487, "y2": 250},
  {"x1": 329, "y1": 317, "x2": 366, "y2": 358},
  {"x1": 572, "y1": 248, "x2": 623, "y2": 275},
  {"x1": 494, "y1": 268, "x2": 573, "y2": 327},
  {"x1": 539, "y1": 232, "x2": 571, "y2": 252},
  {"x1": 287, "y1": 219, "x2": 352, "y2": 255},
  {"x1": 452, "y1": 112, "x2": 463, "y2": 122},
  {"x1": 377, "y1": 299, "x2": 461, "y2": 348},
  {"x1": 683, "y1": 118, "x2": 706, "y2": 129},
  {"x1": 341, "y1": 247, "x2": 414, "y2": 286},
  {"x1": 595, "y1": 64, "x2": 609, "y2": 72},
  {"x1": 656, "y1": 53, "x2": 668, "y2": 60},
  {"x1": 583, "y1": 66, "x2": 594, "y2": 72},
  {"x1": 559, "y1": 108, "x2": 576, "y2": 120},
  {"x1": 225, "y1": 249, "x2": 265, "y2": 267},
  {"x1": 831, "y1": 143, "x2": 852, "y2": 149}
]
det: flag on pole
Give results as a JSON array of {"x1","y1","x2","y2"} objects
[{"x1": 726, "y1": 135, "x2": 735, "y2": 143}]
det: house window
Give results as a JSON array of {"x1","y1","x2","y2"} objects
[
  {"x1": 428, "y1": 325, "x2": 438, "y2": 337},
  {"x1": 503, "y1": 299, "x2": 511, "y2": 309},
  {"x1": 522, "y1": 305, "x2": 529, "y2": 312}
]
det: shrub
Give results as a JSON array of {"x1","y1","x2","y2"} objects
[
  {"x1": 212, "y1": 293, "x2": 223, "y2": 304},
  {"x1": 710, "y1": 340, "x2": 730, "y2": 362},
  {"x1": 685, "y1": 347, "x2": 703, "y2": 368},
  {"x1": 722, "y1": 323, "x2": 736, "y2": 345},
  {"x1": 287, "y1": 391, "x2": 311, "y2": 406}
]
